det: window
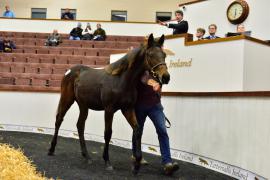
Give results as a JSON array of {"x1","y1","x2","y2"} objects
[
  {"x1": 156, "y1": 12, "x2": 172, "y2": 22},
  {"x1": 31, "y1": 8, "x2": 47, "y2": 19},
  {"x1": 61, "y1": 9, "x2": 77, "y2": 20},
  {"x1": 111, "y1": 11, "x2": 127, "y2": 22}
]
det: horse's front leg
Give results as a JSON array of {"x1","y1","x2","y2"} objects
[
  {"x1": 103, "y1": 110, "x2": 114, "y2": 170},
  {"x1": 121, "y1": 109, "x2": 142, "y2": 175}
]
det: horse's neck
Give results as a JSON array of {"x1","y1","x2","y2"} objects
[{"x1": 121, "y1": 50, "x2": 145, "y2": 89}]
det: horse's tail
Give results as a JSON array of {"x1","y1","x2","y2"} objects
[{"x1": 56, "y1": 65, "x2": 88, "y2": 116}]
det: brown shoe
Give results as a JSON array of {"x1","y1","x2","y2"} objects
[{"x1": 163, "y1": 162, "x2": 179, "y2": 175}]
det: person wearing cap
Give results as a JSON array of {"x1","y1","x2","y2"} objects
[
  {"x1": 3, "y1": 5, "x2": 15, "y2": 18},
  {"x1": 82, "y1": 23, "x2": 94, "y2": 40},
  {"x1": 159, "y1": 10, "x2": 188, "y2": 35},
  {"x1": 69, "y1": 22, "x2": 83, "y2": 40}
]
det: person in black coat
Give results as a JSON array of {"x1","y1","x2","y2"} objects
[
  {"x1": 159, "y1": 10, "x2": 188, "y2": 35},
  {"x1": 69, "y1": 22, "x2": 83, "y2": 40},
  {"x1": 61, "y1": 8, "x2": 74, "y2": 20},
  {"x1": 0, "y1": 39, "x2": 16, "y2": 52}
]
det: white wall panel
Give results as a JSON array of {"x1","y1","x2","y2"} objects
[{"x1": 0, "y1": 92, "x2": 269, "y2": 179}]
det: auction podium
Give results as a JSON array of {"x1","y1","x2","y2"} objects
[
  {"x1": 110, "y1": 34, "x2": 270, "y2": 180},
  {"x1": 111, "y1": 34, "x2": 270, "y2": 92},
  {"x1": 163, "y1": 34, "x2": 270, "y2": 92}
]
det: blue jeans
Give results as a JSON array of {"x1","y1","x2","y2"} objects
[
  {"x1": 69, "y1": 36, "x2": 80, "y2": 40},
  {"x1": 132, "y1": 103, "x2": 172, "y2": 164}
]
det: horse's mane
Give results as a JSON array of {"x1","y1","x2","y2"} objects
[
  {"x1": 104, "y1": 34, "x2": 164, "y2": 76},
  {"x1": 105, "y1": 44, "x2": 146, "y2": 75}
]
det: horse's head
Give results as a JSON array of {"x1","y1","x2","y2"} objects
[
  {"x1": 104, "y1": 34, "x2": 170, "y2": 85},
  {"x1": 143, "y1": 34, "x2": 170, "y2": 84}
]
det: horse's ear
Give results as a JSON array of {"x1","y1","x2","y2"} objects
[
  {"x1": 158, "y1": 35, "x2": 165, "y2": 46},
  {"x1": 147, "y1": 33, "x2": 154, "y2": 47}
]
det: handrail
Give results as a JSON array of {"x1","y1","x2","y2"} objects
[
  {"x1": 178, "y1": 0, "x2": 208, "y2": 7},
  {"x1": 0, "y1": 17, "x2": 157, "y2": 24},
  {"x1": 164, "y1": 33, "x2": 270, "y2": 47},
  {"x1": 2, "y1": 86, "x2": 270, "y2": 97}
]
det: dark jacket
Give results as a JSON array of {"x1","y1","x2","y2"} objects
[
  {"x1": 70, "y1": 27, "x2": 83, "y2": 38},
  {"x1": 204, "y1": 35, "x2": 220, "y2": 39},
  {"x1": 1, "y1": 40, "x2": 16, "y2": 52},
  {"x1": 93, "y1": 28, "x2": 106, "y2": 39},
  {"x1": 0, "y1": 40, "x2": 4, "y2": 51},
  {"x1": 61, "y1": 12, "x2": 74, "y2": 20},
  {"x1": 136, "y1": 71, "x2": 161, "y2": 106},
  {"x1": 168, "y1": 20, "x2": 188, "y2": 35}
]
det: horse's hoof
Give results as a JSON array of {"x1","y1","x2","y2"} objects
[
  {"x1": 132, "y1": 168, "x2": 139, "y2": 175},
  {"x1": 82, "y1": 155, "x2": 92, "y2": 164},
  {"x1": 82, "y1": 152, "x2": 87, "y2": 157},
  {"x1": 86, "y1": 159, "x2": 93, "y2": 165},
  {"x1": 105, "y1": 165, "x2": 114, "y2": 171},
  {"x1": 47, "y1": 151, "x2": 54, "y2": 156},
  {"x1": 132, "y1": 165, "x2": 140, "y2": 175},
  {"x1": 82, "y1": 152, "x2": 92, "y2": 160},
  {"x1": 105, "y1": 161, "x2": 114, "y2": 171}
]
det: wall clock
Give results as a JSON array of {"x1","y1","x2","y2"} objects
[{"x1": 227, "y1": 0, "x2": 249, "y2": 24}]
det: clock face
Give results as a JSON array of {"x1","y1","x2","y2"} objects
[
  {"x1": 226, "y1": 0, "x2": 249, "y2": 24},
  {"x1": 227, "y1": 3, "x2": 243, "y2": 20}
]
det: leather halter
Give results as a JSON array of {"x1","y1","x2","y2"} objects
[
  {"x1": 149, "y1": 62, "x2": 167, "y2": 84},
  {"x1": 144, "y1": 48, "x2": 167, "y2": 84}
]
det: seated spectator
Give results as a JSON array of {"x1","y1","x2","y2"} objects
[
  {"x1": 69, "y1": 22, "x2": 83, "y2": 40},
  {"x1": 45, "y1": 29, "x2": 62, "y2": 46},
  {"x1": 61, "y1": 8, "x2": 74, "y2": 20},
  {"x1": 196, "y1": 28, "x2": 205, "y2": 40},
  {"x1": 93, "y1": 23, "x2": 106, "y2": 41},
  {"x1": 0, "y1": 40, "x2": 4, "y2": 52},
  {"x1": 237, "y1": 24, "x2": 251, "y2": 36},
  {"x1": 3, "y1": 5, "x2": 15, "y2": 18},
  {"x1": 159, "y1": 10, "x2": 188, "y2": 35},
  {"x1": 226, "y1": 24, "x2": 251, "y2": 37},
  {"x1": 204, "y1": 24, "x2": 220, "y2": 39},
  {"x1": 2, "y1": 39, "x2": 16, "y2": 53},
  {"x1": 82, "y1": 23, "x2": 94, "y2": 40},
  {"x1": 237, "y1": 24, "x2": 245, "y2": 33}
]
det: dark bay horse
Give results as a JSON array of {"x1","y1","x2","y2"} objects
[{"x1": 48, "y1": 34, "x2": 170, "y2": 174}]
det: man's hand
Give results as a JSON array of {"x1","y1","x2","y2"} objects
[
  {"x1": 147, "y1": 79, "x2": 161, "y2": 92},
  {"x1": 158, "y1": 20, "x2": 167, "y2": 26},
  {"x1": 152, "y1": 82, "x2": 161, "y2": 92}
]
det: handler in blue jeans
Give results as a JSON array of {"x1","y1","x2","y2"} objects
[{"x1": 132, "y1": 71, "x2": 179, "y2": 175}]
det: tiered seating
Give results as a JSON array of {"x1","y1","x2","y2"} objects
[{"x1": 0, "y1": 31, "x2": 144, "y2": 91}]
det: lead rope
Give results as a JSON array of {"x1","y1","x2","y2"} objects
[{"x1": 165, "y1": 116, "x2": 171, "y2": 128}]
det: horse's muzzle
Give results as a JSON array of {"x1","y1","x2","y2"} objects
[{"x1": 162, "y1": 74, "x2": 170, "y2": 84}]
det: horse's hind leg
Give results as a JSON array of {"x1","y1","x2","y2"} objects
[
  {"x1": 103, "y1": 110, "x2": 114, "y2": 170},
  {"x1": 48, "y1": 93, "x2": 74, "y2": 155},
  {"x1": 76, "y1": 105, "x2": 90, "y2": 161}
]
